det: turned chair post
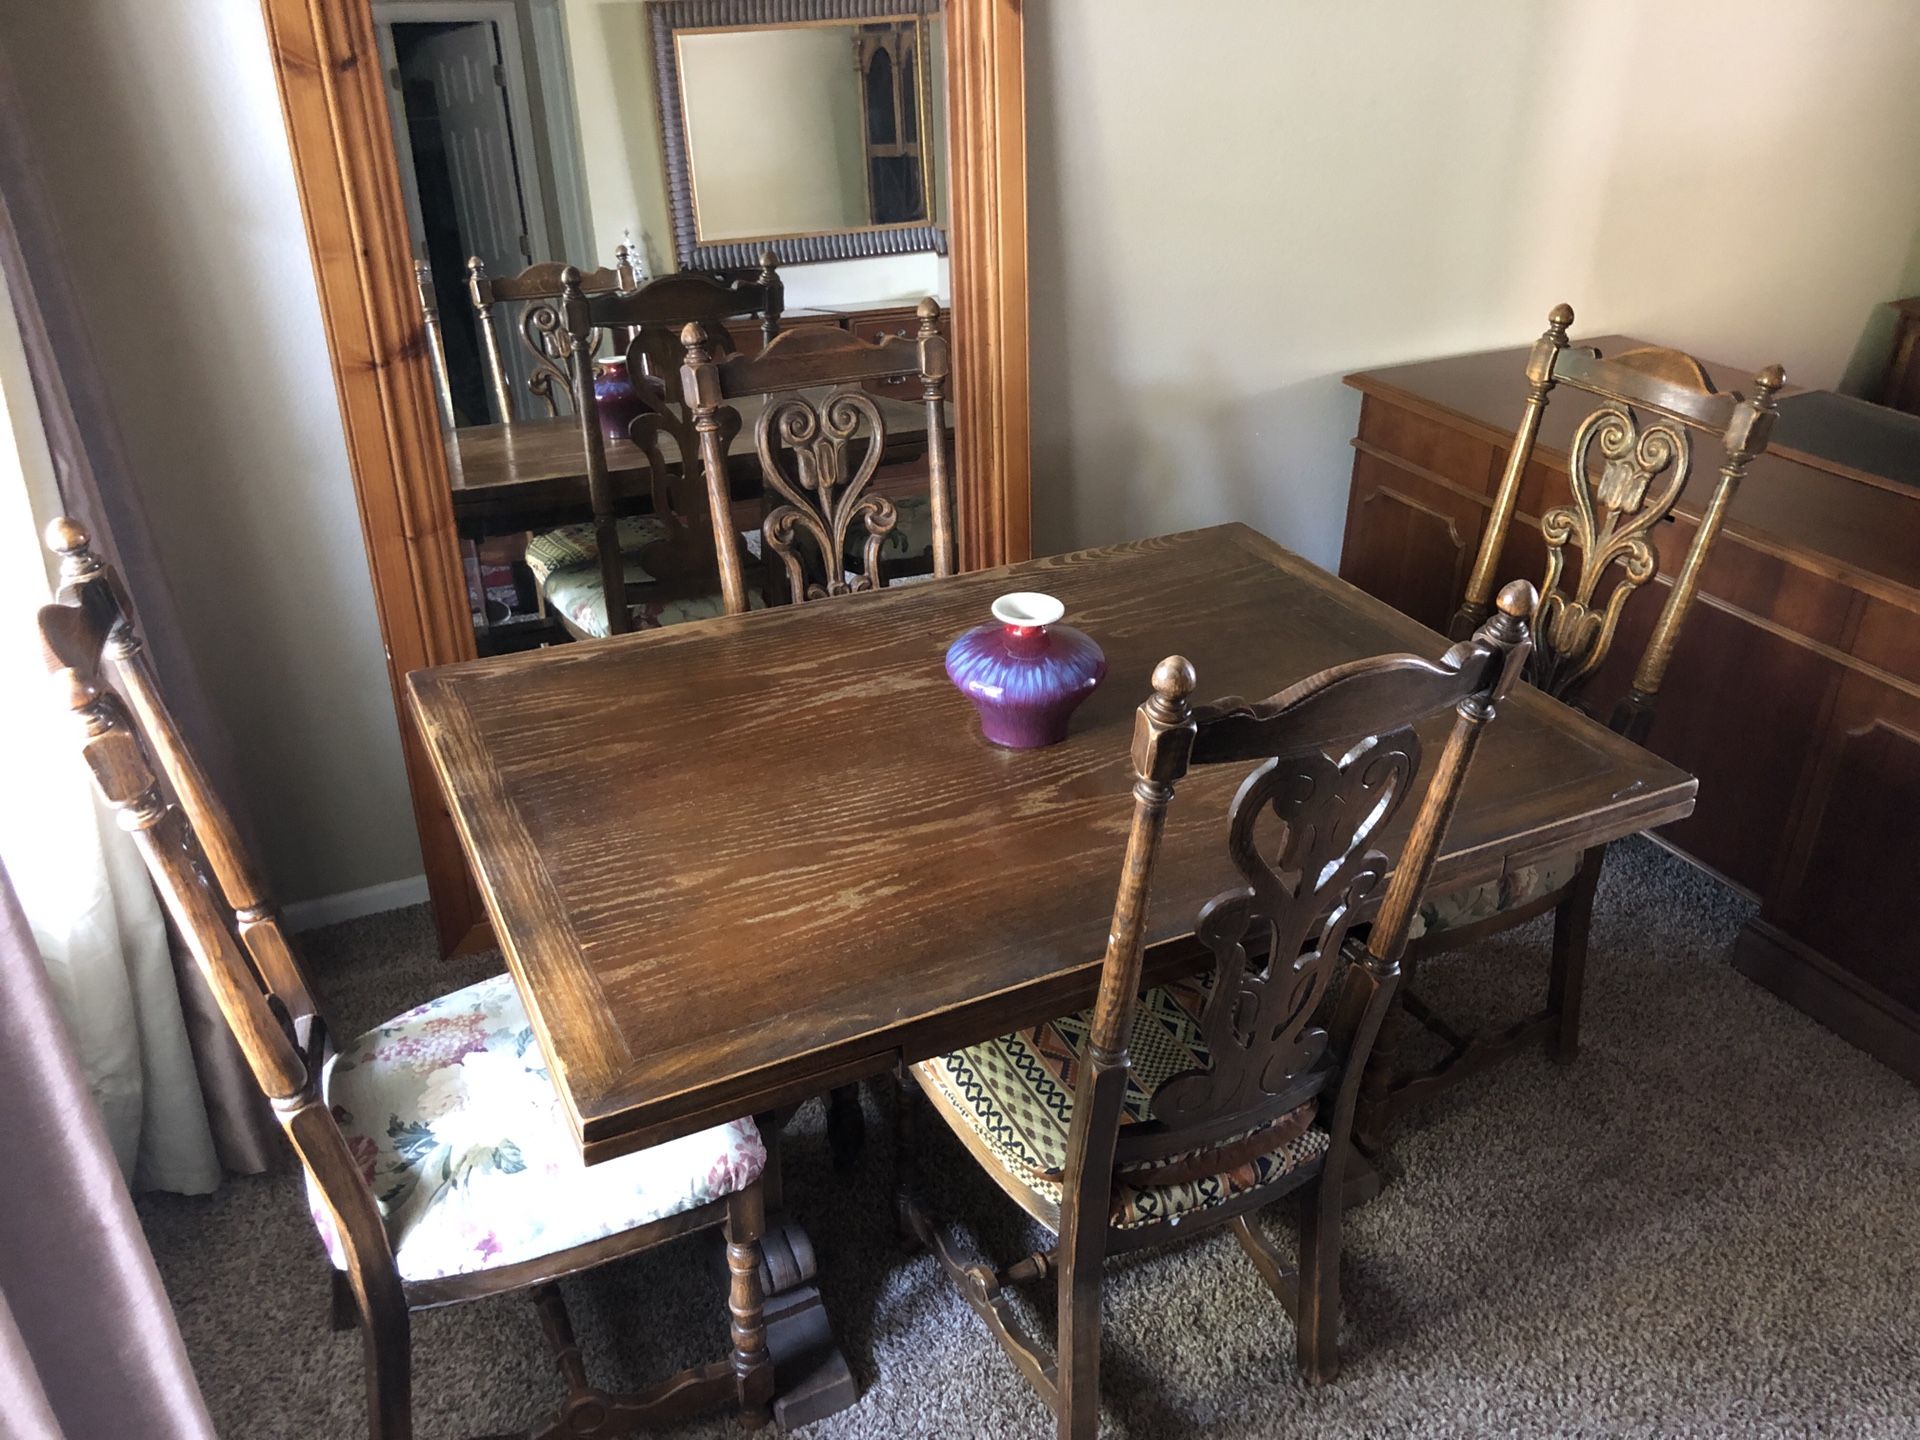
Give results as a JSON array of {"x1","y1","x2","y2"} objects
[
  {"x1": 1452, "y1": 304, "x2": 1572, "y2": 637},
  {"x1": 1054, "y1": 659, "x2": 1197, "y2": 1437},
  {"x1": 411, "y1": 260, "x2": 454, "y2": 427}
]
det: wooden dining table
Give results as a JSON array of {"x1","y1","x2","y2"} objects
[
  {"x1": 407, "y1": 522, "x2": 1695, "y2": 1424},
  {"x1": 442, "y1": 391, "x2": 945, "y2": 528}
]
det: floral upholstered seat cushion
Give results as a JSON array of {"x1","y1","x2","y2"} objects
[
  {"x1": 1410, "y1": 849, "x2": 1584, "y2": 939},
  {"x1": 307, "y1": 973, "x2": 766, "y2": 1285},
  {"x1": 915, "y1": 980, "x2": 1327, "y2": 1231},
  {"x1": 542, "y1": 567, "x2": 766, "y2": 640},
  {"x1": 525, "y1": 516, "x2": 672, "y2": 588}
]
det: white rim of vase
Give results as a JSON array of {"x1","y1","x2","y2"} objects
[{"x1": 992, "y1": 592, "x2": 1065, "y2": 628}]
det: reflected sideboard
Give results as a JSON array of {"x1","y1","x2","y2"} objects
[{"x1": 1340, "y1": 338, "x2": 1920, "y2": 1084}]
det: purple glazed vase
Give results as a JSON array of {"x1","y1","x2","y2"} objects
[
  {"x1": 593, "y1": 357, "x2": 645, "y2": 443},
  {"x1": 945, "y1": 593, "x2": 1108, "y2": 749}
]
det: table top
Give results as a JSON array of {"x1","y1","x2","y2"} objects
[
  {"x1": 408, "y1": 524, "x2": 1696, "y2": 1162},
  {"x1": 442, "y1": 392, "x2": 940, "y2": 512},
  {"x1": 1345, "y1": 335, "x2": 1920, "y2": 600}
]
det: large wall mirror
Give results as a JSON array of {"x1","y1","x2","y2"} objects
[{"x1": 259, "y1": 0, "x2": 1028, "y2": 952}]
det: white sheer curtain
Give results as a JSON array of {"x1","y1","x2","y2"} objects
[{"x1": 0, "y1": 254, "x2": 221, "y2": 1195}]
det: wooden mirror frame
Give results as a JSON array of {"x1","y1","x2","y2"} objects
[
  {"x1": 654, "y1": 0, "x2": 950, "y2": 268},
  {"x1": 259, "y1": 0, "x2": 1029, "y2": 953}
]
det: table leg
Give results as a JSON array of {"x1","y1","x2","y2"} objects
[{"x1": 752, "y1": 1128, "x2": 859, "y2": 1430}]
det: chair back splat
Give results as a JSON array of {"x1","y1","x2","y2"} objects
[
  {"x1": 678, "y1": 300, "x2": 954, "y2": 611},
  {"x1": 467, "y1": 249, "x2": 780, "y2": 422},
  {"x1": 1061, "y1": 580, "x2": 1538, "y2": 1239},
  {"x1": 556, "y1": 257, "x2": 787, "y2": 635},
  {"x1": 1450, "y1": 303, "x2": 1784, "y2": 739}
]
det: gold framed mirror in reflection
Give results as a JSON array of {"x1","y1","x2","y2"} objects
[{"x1": 653, "y1": 0, "x2": 948, "y2": 268}]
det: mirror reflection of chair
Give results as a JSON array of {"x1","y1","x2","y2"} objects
[
  {"x1": 530, "y1": 262, "x2": 792, "y2": 639},
  {"x1": 36, "y1": 519, "x2": 777, "y2": 1440},
  {"x1": 678, "y1": 300, "x2": 955, "y2": 614},
  {"x1": 463, "y1": 246, "x2": 639, "y2": 422},
  {"x1": 462, "y1": 248, "x2": 782, "y2": 425},
  {"x1": 1373, "y1": 304, "x2": 1787, "y2": 1139},
  {"x1": 898, "y1": 590, "x2": 1536, "y2": 1438}
]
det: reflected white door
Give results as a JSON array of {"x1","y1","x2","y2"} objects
[{"x1": 397, "y1": 19, "x2": 542, "y2": 421}]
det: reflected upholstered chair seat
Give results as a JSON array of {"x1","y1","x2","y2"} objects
[
  {"x1": 309, "y1": 973, "x2": 766, "y2": 1286},
  {"x1": 915, "y1": 977, "x2": 1328, "y2": 1231},
  {"x1": 525, "y1": 516, "x2": 766, "y2": 640}
]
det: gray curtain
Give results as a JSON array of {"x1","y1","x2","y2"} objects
[
  {"x1": 0, "y1": 858, "x2": 218, "y2": 1440},
  {"x1": 0, "y1": 47, "x2": 275, "y2": 1178}
]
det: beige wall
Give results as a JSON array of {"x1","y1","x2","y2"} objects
[
  {"x1": 1, "y1": 0, "x2": 421, "y2": 906},
  {"x1": 1027, "y1": 0, "x2": 1920, "y2": 567}
]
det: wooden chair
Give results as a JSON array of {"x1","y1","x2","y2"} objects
[
  {"x1": 677, "y1": 300, "x2": 955, "y2": 615},
  {"x1": 1376, "y1": 303, "x2": 1786, "y2": 1130},
  {"x1": 465, "y1": 248, "x2": 782, "y2": 421},
  {"x1": 35, "y1": 517, "x2": 775, "y2": 1440},
  {"x1": 897, "y1": 585, "x2": 1537, "y2": 1438},
  {"x1": 530, "y1": 264, "x2": 798, "y2": 640},
  {"x1": 411, "y1": 260, "x2": 454, "y2": 427}
]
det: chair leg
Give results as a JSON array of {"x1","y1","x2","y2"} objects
[
  {"x1": 1547, "y1": 850, "x2": 1606, "y2": 1064},
  {"x1": 891, "y1": 1066, "x2": 922, "y2": 1249},
  {"x1": 1053, "y1": 1250, "x2": 1104, "y2": 1440},
  {"x1": 351, "y1": 1272, "x2": 412, "y2": 1440},
  {"x1": 826, "y1": 1083, "x2": 866, "y2": 1172},
  {"x1": 1295, "y1": 1174, "x2": 1342, "y2": 1385},
  {"x1": 330, "y1": 1267, "x2": 357, "y2": 1333},
  {"x1": 725, "y1": 1184, "x2": 775, "y2": 1428}
]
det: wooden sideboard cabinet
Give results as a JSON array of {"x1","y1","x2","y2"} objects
[{"x1": 1341, "y1": 338, "x2": 1920, "y2": 1084}]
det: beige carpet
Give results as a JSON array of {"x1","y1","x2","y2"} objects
[{"x1": 137, "y1": 838, "x2": 1920, "y2": 1438}]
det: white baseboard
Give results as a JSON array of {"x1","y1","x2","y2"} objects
[{"x1": 284, "y1": 875, "x2": 431, "y2": 932}]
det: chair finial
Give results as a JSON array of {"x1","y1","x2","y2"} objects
[
  {"x1": 1151, "y1": 655, "x2": 1197, "y2": 707},
  {"x1": 45, "y1": 515, "x2": 90, "y2": 558},
  {"x1": 1755, "y1": 363, "x2": 1786, "y2": 399},
  {"x1": 1546, "y1": 302, "x2": 1574, "y2": 335},
  {"x1": 1496, "y1": 579, "x2": 1538, "y2": 619},
  {"x1": 915, "y1": 296, "x2": 940, "y2": 332}
]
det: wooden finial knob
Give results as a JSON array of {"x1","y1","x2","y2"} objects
[
  {"x1": 759, "y1": 248, "x2": 779, "y2": 270},
  {"x1": 680, "y1": 320, "x2": 708, "y2": 353},
  {"x1": 1496, "y1": 579, "x2": 1538, "y2": 618},
  {"x1": 1755, "y1": 362, "x2": 1786, "y2": 396},
  {"x1": 45, "y1": 516, "x2": 90, "y2": 558},
  {"x1": 1151, "y1": 655, "x2": 1197, "y2": 704},
  {"x1": 1547, "y1": 302, "x2": 1575, "y2": 332},
  {"x1": 915, "y1": 296, "x2": 939, "y2": 328}
]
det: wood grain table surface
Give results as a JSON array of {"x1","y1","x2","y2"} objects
[
  {"x1": 408, "y1": 524, "x2": 1695, "y2": 1163},
  {"x1": 442, "y1": 392, "x2": 941, "y2": 517}
]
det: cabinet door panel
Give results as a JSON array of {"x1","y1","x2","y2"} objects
[
  {"x1": 1771, "y1": 673, "x2": 1920, "y2": 1012},
  {"x1": 1339, "y1": 451, "x2": 1482, "y2": 633}
]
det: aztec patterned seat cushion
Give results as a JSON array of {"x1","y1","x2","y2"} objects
[
  {"x1": 307, "y1": 973, "x2": 765, "y2": 1285},
  {"x1": 916, "y1": 980, "x2": 1327, "y2": 1231},
  {"x1": 1410, "y1": 849, "x2": 1584, "y2": 939}
]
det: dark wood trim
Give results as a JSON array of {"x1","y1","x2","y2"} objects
[
  {"x1": 260, "y1": 0, "x2": 1028, "y2": 951},
  {"x1": 1732, "y1": 919, "x2": 1920, "y2": 1085}
]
